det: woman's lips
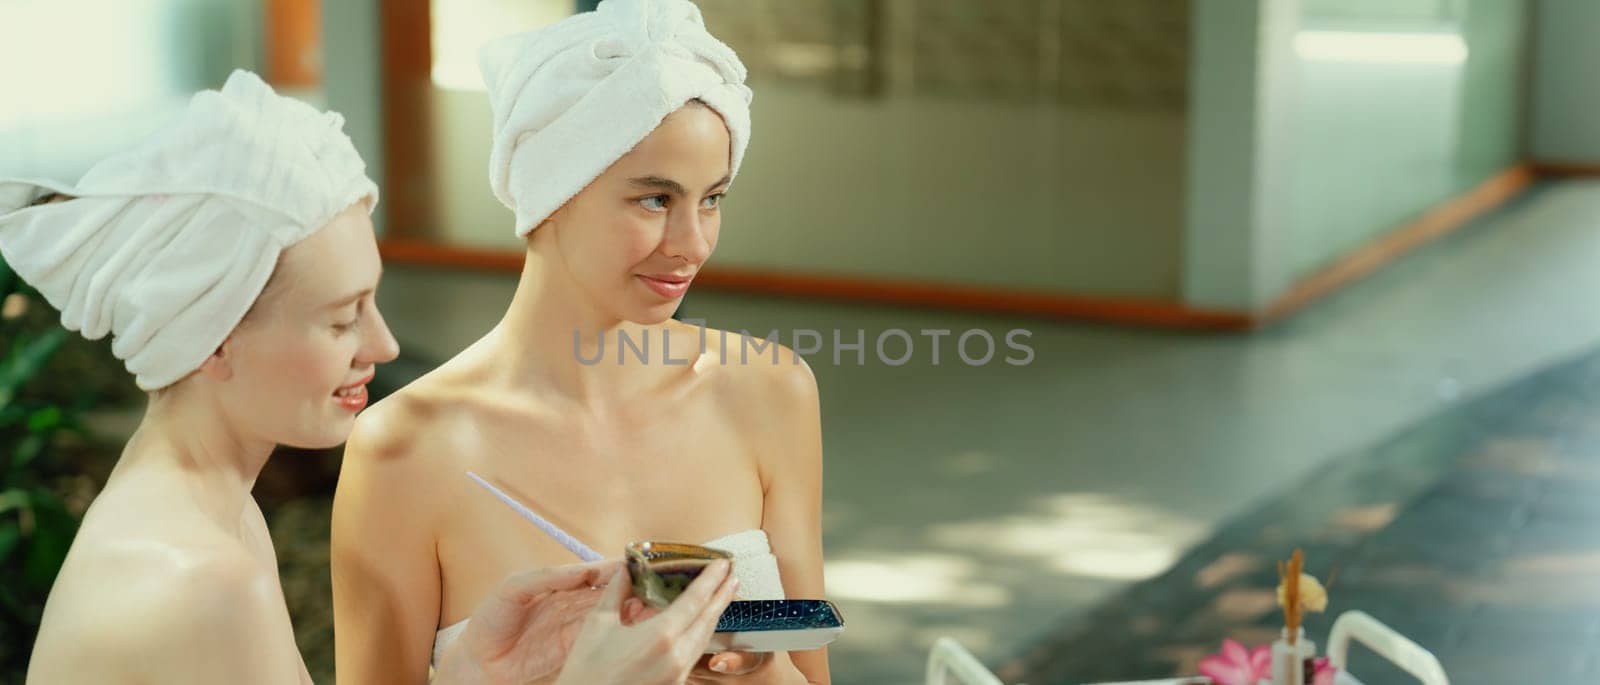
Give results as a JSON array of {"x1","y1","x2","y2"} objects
[
  {"x1": 333, "y1": 373, "x2": 374, "y2": 412},
  {"x1": 638, "y1": 274, "x2": 692, "y2": 299}
]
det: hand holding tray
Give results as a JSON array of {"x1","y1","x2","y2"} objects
[
  {"x1": 625, "y1": 540, "x2": 844, "y2": 653},
  {"x1": 709, "y1": 599, "x2": 845, "y2": 653},
  {"x1": 465, "y1": 475, "x2": 846, "y2": 653}
]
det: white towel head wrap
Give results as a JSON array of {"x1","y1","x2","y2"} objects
[
  {"x1": 0, "y1": 70, "x2": 378, "y2": 391},
  {"x1": 480, "y1": 0, "x2": 753, "y2": 237}
]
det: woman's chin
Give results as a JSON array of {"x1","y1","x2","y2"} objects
[
  {"x1": 623, "y1": 300, "x2": 682, "y2": 325},
  {"x1": 281, "y1": 413, "x2": 358, "y2": 451},
  {"x1": 281, "y1": 430, "x2": 350, "y2": 452}
]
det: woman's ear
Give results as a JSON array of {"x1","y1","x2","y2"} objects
[
  {"x1": 527, "y1": 206, "x2": 566, "y2": 249},
  {"x1": 539, "y1": 205, "x2": 567, "y2": 234},
  {"x1": 198, "y1": 340, "x2": 235, "y2": 382}
]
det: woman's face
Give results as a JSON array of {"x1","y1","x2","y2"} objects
[
  {"x1": 544, "y1": 101, "x2": 733, "y2": 324},
  {"x1": 214, "y1": 204, "x2": 399, "y2": 449}
]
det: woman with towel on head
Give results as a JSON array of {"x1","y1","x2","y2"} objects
[
  {"x1": 7, "y1": 70, "x2": 738, "y2": 685},
  {"x1": 331, "y1": 0, "x2": 829, "y2": 683}
]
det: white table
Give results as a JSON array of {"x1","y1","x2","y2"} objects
[{"x1": 1089, "y1": 674, "x2": 1364, "y2": 685}]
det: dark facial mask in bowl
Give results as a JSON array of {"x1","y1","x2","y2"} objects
[{"x1": 625, "y1": 541, "x2": 734, "y2": 609}]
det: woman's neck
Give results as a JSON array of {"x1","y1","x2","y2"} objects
[
  {"x1": 114, "y1": 386, "x2": 276, "y2": 528},
  {"x1": 493, "y1": 246, "x2": 670, "y2": 406}
]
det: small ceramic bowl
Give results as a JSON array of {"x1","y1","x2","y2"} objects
[{"x1": 625, "y1": 540, "x2": 734, "y2": 609}]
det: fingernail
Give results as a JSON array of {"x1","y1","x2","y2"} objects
[{"x1": 711, "y1": 658, "x2": 730, "y2": 674}]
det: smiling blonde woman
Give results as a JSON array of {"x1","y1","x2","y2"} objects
[
  {"x1": 331, "y1": 1, "x2": 829, "y2": 683},
  {"x1": 5, "y1": 70, "x2": 738, "y2": 685}
]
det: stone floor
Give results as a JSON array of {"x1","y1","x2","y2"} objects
[{"x1": 1001, "y1": 345, "x2": 1600, "y2": 685}]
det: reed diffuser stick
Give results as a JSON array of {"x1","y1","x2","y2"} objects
[{"x1": 1284, "y1": 549, "x2": 1304, "y2": 645}]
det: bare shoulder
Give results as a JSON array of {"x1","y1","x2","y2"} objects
[
  {"x1": 131, "y1": 547, "x2": 301, "y2": 681},
  {"x1": 334, "y1": 358, "x2": 503, "y2": 542},
  {"x1": 33, "y1": 534, "x2": 294, "y2": 681},
  {"x1": 695, "y1": 326, "x2": 822, "y2": 477},
  {"x1": 138, "y1": 547, "x2": 285, "y2": 641},
  {"x1": 346, "y1": 378, "x2": 458, "y2": 465},
  {"x1": 698, "y1": 325, "x2": 820, "y2": 410},
  {"x1": 342, "y1": 358, "x2": 495, "y2": 475},
  {"x1": 335, "y1": 386, "x2": 455, "y2": 523}
]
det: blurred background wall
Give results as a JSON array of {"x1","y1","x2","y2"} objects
[
  {"x1": 4, "y1": 0, "x2": 1569, "y2": 319},
  {"x1": 0, "y1": 0, "x2": 261, "y2": 179},
  {"x1": 1530, "y1": 0, "x2": 1600, "y2": 165},
  {"x1": 1288, "y1": 0, "x2": 1527, "y2": 285},
  {"x1": 1186, "y1": 0, "x2": 1531, "y2": 310},
  {"x1": 398, "y1": 0, "x2": 1191, "y2": 301}
]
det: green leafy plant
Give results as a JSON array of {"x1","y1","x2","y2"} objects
[{"x1": 0, "y1": 253, "x2": 85, "y2": 677}]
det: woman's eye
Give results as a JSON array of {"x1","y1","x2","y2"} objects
[
  {"x1": 333, "y1": 306, "x2": 360, "y2": 333},
  {"x1": 702, "y1": 193, "x2": 724, "y2": 209},
  {"x1": 639, "y1": 195, "x2": 669, "y2": 211}
]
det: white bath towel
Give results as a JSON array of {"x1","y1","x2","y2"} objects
[
  {"x1": 0, "y1": 70, "x2": 378, "y2": 391},
  {"x1": 479, "y1": 0, "x2": 753, "y2": 237}
]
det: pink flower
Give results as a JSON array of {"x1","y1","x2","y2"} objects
[
  {"x1": 1312, "y1": 656, "x2": 1338, "y2": 685},
  {"x1": 1198, "y1": 639, "x2": 1270, "y2": 685}
]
